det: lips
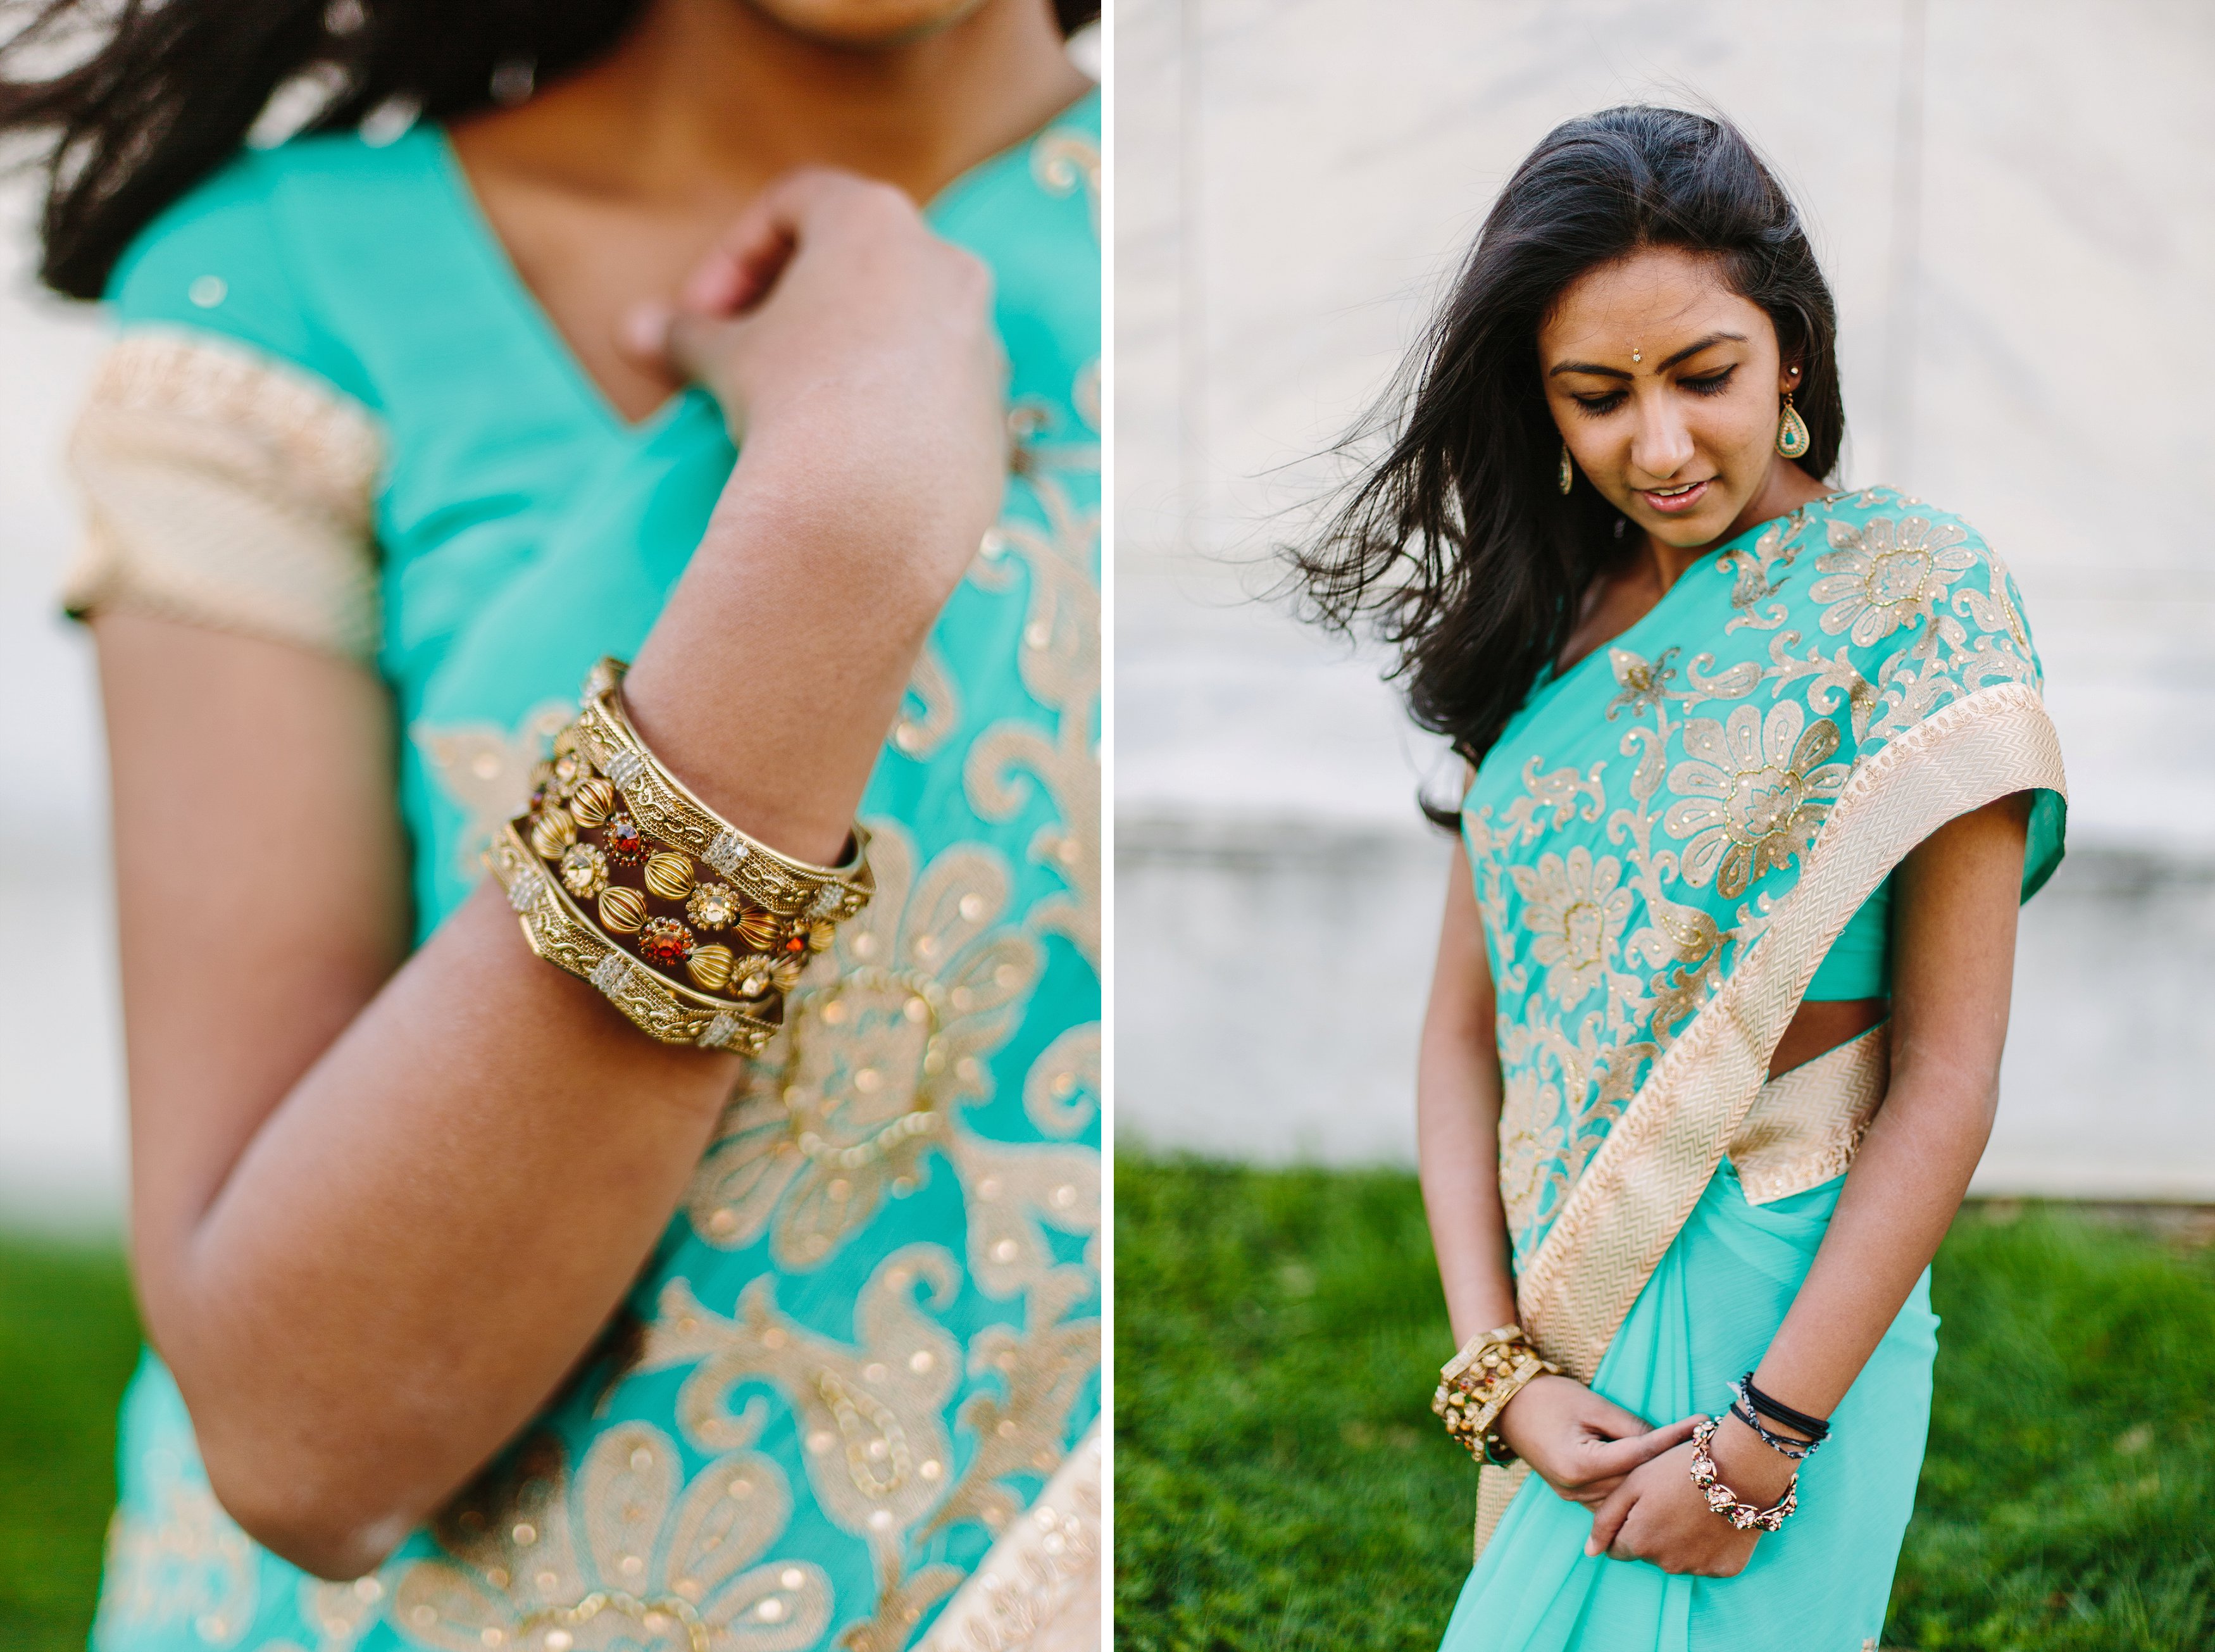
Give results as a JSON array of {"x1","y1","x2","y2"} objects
[{"x1": 1640, "y1": 479, "x2": 1711, "y2": 515}]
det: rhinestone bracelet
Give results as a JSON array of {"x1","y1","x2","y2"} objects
[
  {"x1": 1688, "y1": 1415, "x2": 1799, "y2": 1533},
  {"x1": 1431, "y1": 1323, "x2": 1561, "y2": 1468}
]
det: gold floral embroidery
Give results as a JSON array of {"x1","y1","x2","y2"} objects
[
  {"x1": 94, "y1": 1448, "x2": 258, "y2": 1648},
  {"x1": 1664, "y1": 702, "x2": 1849, "y2": 899},
  {"x1": 1496, "y1": 1075, "x2": 1569, "y2": 1237},
  {"x1": 1810, "y1": 513, "x2": 1976, "y2": 646},
  {"x1": 683, "y1": 823, "x2": 1041, "y2": 1270},
  {"x1": 390, "y1": 1423, "x2": 829, "y2": 1652},
  {"x1": 416, "y1": 701, "x2": 573, "y2": 879},
  {"x1": 1511, "y1": 847, "x2": 1633, "y2": 1007}
]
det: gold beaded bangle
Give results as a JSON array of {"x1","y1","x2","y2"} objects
[
  {"x1": 1431, "y1": 1323, "x2": 1561, "y2": 1468},
  {"x1": 489, "y1": 823, "x2": 781, "y2": 1054},
  {"x1": 571, "y1": 658, "x2": 873, "y2": 925}
]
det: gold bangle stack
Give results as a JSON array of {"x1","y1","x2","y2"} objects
[
  {"x1": 1431, "y1": 1323, "x2": 1561, "y2": 1468},
  {"x1": 485, "y1": 658, "x2": 875, "y2": 1054}
]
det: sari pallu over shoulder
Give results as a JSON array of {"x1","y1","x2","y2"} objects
[{"x1": 1459, "y1": 487, "x2": 2065, "y2": 1548}]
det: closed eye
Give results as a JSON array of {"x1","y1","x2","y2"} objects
[
  {"x1": 1683, "y1": 366, "x2": 1737, "y2": 396},
  {"x1": 1571, "y1": 391, "x2": 1626, "y2": 416}
]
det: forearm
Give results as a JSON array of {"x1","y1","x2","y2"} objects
[
  {"x1": 1752, "y1": 1067, "x2": 1994, "y2": 1418},
  {"x1": 625, "y1": 418, "x2": 973, "y2": 864},
  {"x1": 135, "y1": 884, "x2": 735, "y2": 1577},
  {"x1": 1418, "y1": 1034, "x2": 1518, "y2": 1344}
]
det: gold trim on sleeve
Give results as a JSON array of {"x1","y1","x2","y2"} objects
[{"x1": 62, "y1": 327, "x2": 385, "y2": 664}]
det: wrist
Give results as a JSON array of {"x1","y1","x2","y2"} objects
[{"x1": 1710, "y1": 1411, "x2": 1799, "y2": 1504}]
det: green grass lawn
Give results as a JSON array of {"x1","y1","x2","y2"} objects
[
  {"x1": 1114, "y1": 1156, "x2": 2215, "y2": 1652},
  {"x1": 0, "y1": 1230, "x2": 140, "y2": 1652}
]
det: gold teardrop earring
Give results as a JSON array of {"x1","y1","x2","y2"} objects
[
  {"x1": 1558, "y1": 442, "x2": 1574, "y2": 495},
  {"x1": 1775, "y1": 390, "x2": 1811, "y2": 460}
]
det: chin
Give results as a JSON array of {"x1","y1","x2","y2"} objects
[{"x1": 742, "y1": 0, "x2": 989, "y2": 46}]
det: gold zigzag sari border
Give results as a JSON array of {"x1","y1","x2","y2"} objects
[{"x1": 1513, "y1": 680, "x2": 2068, "y2": 1384}]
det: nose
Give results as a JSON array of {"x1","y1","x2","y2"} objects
[{"x1": 1627, "y1": 392, "x2": 1695, "y2": 483}]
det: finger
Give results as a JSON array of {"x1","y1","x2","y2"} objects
[
  {"x1": 1578, "y1": 1417, "x2": 1696, "y2": 1482},
  {"x1": 679, "y1": 166, "x2": 890, "y2": 316},
  {"x1": 1584, "y1": 1480, "x2": 1637, "y2": 1558},
  {"x1": 1580, "y1": 1393, "x2": 1659, "y2": 1441}
]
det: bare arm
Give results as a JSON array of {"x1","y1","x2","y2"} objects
[
  {"x1": 1416, "y1": 848, "x2": 1517, "y2": 1342},
  {"x1": 1588, "y1": 792, "x2": 2032, "y2": 1572},
  {"x1": 107, "y1": 173, "x2": 1004, "y2": 1580},
  {"x1": 1419, "y1": 851, "x2": 1694, "y2": 1503}
]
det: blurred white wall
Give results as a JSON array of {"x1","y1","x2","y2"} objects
[
  {"x1": 0, "y1": 175, "x2": 120, "y2": 1230},
  {"x1": 1116, "y1": 0, "x2": 2215, "y2": 1194}
]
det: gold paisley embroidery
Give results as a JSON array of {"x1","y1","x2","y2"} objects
[
  {"x1": 921, "y1": 1268, "x2": 1099, "y2": 1542},
  {"x1": 1021, "y1": 1024, "x2": 1099, "y2": 1139},
  {"x1": 639, "y1": 1248, "x2": 963, "y2": 1550},
  {"x1": 390, "y1": 1424, "x2": 828, "y2": 1652},
  {"x1": 945, "y1": 1130, "x2": 1101, "y2": 1300},
  {"x1": 1663, "y1": 701, "x2": 1849, "y2": 899},
  {"x1": 416, "y1": 700, "x2": 573, "y2": 879},
  {"x1": 1029, "y1": 127, "x2": 1099, "y2": 235},
  {"x1": 836, "y1": 1563, "x2": 966, "y2": 1652},
  {"x1": 1604, "y1": 646, "x2": 1680, "y2": 720},
  {"x1": 683, "y1": 822, "x2": 1040, "y2": 1269},
  {"x1": 94, "y1": 1448, "x2": 258, "y2": 1648},
  {"x1": 964, "y1": 466, "x2": 1100, "y2": 970},
  {"x1": 297, "y1": 1574, "x2": 388, "y2": 1648},
  {"x1": 892, "y1": 643, "x2": 960, "y2": 761},
  {"x1": 1810, "y1": 513, "x2": 1976, "y2": 646},
  {"x1": 1719, "y1": 511, "x2": 1812, "y2": 634}
]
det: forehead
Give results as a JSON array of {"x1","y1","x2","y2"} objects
[{"x1": 1538, "y1": 247, "x2": 1773, "y2": 361}]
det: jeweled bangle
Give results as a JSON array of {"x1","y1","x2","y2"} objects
[
  {"x1": 1688, "y1": 1416, "x2": 1799, "y2": 1533},
  {"x1": 570, "y1": 658, "x2": 873, "y2": 926},
  {"x1": 489, "y1": 824, "x2": 780, "y2": 1054},
  {"x1": 1431, "y1": 1323, "x2": 1561, "y2": 1468}
]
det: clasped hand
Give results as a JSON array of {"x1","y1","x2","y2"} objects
[{"x1": 1495, "y1": 1376, "x2": 1771, "y2": 1578}]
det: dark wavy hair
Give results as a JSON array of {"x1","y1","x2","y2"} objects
[
  {"x1": 1290, "y1": 104, "x2": 1844, "y2": 808},
  {"x1": 0, "y1": 0, "x2": 1101, "y2": 301}
]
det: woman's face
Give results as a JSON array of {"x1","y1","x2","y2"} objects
[
  {"x1": 742, "y1": 0, "x2": 990, "y2": 47},
  {"x1": 1537, "y1": 245, "x2": 1801, "y2": 549}
]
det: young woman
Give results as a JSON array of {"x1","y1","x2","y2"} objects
[
  {"x1": 4, "y1": 1, "x2": 1099, "y2": 1648},
  {"x1": 1294, "y1": 107, "x2": 2064, "y2": 1648}
]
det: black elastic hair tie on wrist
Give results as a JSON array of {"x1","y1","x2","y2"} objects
[{"x1": 1740, "y1": 1372, "x2": 1831, "y2": 1441}]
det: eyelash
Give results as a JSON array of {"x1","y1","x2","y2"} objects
[{"x1": 1570, "y1": 365, "x2": 1738, "y2": 415}]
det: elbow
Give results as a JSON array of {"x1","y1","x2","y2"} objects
[{"x1": 198, "y1": 1434, "x2": 420, "y2": 1582}]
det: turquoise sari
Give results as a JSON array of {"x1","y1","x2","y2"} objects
[
  {"x1": 73, "y1": 94, "x2": 1099, "y2": 1652},
  {"x1": 1440, "y1": 491, "x2": 2065, "y2": 1649}
]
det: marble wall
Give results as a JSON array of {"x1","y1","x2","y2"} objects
[{"x1": 1116, "y1": 0, "x2": 2215, "y2": 1192}]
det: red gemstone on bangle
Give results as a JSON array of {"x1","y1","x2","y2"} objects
[
  {"x1": 638, "y1": 917, "x2": 695, "y2": 967},
  {"x1": 604, "y1": 815, "x2": 648, "y2": 865}
]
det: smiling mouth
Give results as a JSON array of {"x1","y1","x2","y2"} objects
[{"x1": 1640, "y1": 479, "x2": 1711, "y2": 513}]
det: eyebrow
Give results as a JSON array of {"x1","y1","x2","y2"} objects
[{"x1": 1547, "y1": 331, "x2": 1750, "y2": 379}]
